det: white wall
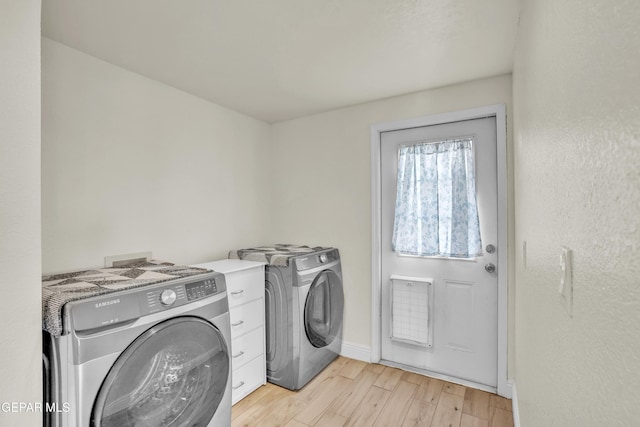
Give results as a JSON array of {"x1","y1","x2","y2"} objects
[
  {"x1": 512, "y1": 0, "x2": 640, "y2": 425},
  {"x1": 42, "y1": 38, "x2": 271, "y2": 273},
  {"x1": 0, "y1": 1, "x2": 42, "y2": 426},
  {"x1": 270, "y1": 75, "x2": 515, "y2": 372}
]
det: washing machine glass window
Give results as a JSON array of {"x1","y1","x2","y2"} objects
[
  {"x1": 91, "y1": 316, "x2": 229, "y2": 427},
  {"x1": 304, "y1": 269, "x2": 344, "y2": 348}
]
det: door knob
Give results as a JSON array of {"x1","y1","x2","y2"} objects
[{"x1": 485, "y1": 263, "x2": 496, "y2": 273}]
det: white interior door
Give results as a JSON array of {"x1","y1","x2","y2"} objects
[{"x1": 380, "y1": 117, "x2": 498, "y2": 388}]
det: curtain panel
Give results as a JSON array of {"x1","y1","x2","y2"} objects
[{"x1": 392, "y1": 138, "x2": 482, "y2": 258}]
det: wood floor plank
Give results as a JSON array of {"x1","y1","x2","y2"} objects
[
  {"x1": 400, "y1": 371, "x2": 425, "y2": 385},
  {"x1": 462, "y1": 388, "x2": 491, "y2": 420},
  {"x1": 284, "y1": 419, "x2": 309, "y2": 427},
  {"x1": 232, "y1": 384, "x2": 296, "y2": 427},
  {"x1": 232, "y1": 384, "x2": 272, "y2": 420},
  {"x1": 314, "y1": 411, "x2": 348, "y2": 427},
  {"x1": 232, "y1": 403, "x2": 264, "y2": 427},
  {"x1": 296, "y1": 356, "x2": 348, "y2": 402},
  {"x1": 414, "y1": 377, "x2": 445, "y2": 406},
  {"x1": 490, "y1": 408, "x2": 515, "y2": 427},
  {"x1": 461, "y1": 413, "x2": 490, "y2": 427},
  {"x1": 344, "y1": 386, "x2": 391, "y2": 427},
  {"x1": 444, "y1": 382, "x2": 467, "y2": 397},
  {"x1": 373, "y1": 380, "x2": 417, "y2": 427},
  {"x1": 401, "y1": 398, "x2": 437, "y2": 427},
  {"x1": 489, "y1": 394, "x2": 512, "y2": 412},
  {"x1": 373, "y1": 366, "x2": 404, "y2": 391},
  {"x1": 250, "y1": 393, "x2": 306, "y2": 427},
  {"x1": 339, "y1": 358, "x2": 368, "y2": 379},
  {"x1": 431, "y1": 391, "x2": 465, "y2": 427},
  {"x1": 296, "y1": 370, "x2": 340, "y2": 404},
  {"x1": 364, "y1": 363, "x2": 386, "y2": 374},
  {"x1": 293, "y1": 375, "x2": 351, "y2": 425},
  {"x1": 327, "y1": 356, "x2": 350, "y2": 374},
  {"x1": 329, "y1": 369, "x2": 380, "y2": 418}
]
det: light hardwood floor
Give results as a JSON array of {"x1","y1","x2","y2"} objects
[{"x1": 232, "y1": 356, "x2": 514, "y2": 427}]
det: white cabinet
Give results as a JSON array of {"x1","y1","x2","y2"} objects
[{"x1": 192, "y1": 259, "x2": 266, "y2": 405}]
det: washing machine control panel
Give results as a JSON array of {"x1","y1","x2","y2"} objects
[
  {"x1": 185, "y1": 278, "x2": 217, "y2": 301},
  {"x1": 68, "y1": 273, "x2": 224, "y2": 332},
  {"x1": 141, "y1": 278, "x2": 218, "y2": 314},
  {"x1": 295, "y1": 249, "x2": 339, "y2": 271}
]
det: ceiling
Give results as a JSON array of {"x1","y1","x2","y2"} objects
[{"x1": 42, "y1": 0, "x2": 521, "y2": 123}]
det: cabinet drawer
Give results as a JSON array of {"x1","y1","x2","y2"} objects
[
  {"x1": 229, "y1": 298, "x2": 264, "y2": 339},
  {"x1": 232, "y1": 356, "x2": 266, "y2": 405},
  {"x1": 226, "y1": 268, "x2": 264, "y2": 308},
  {"x1": 231, "y1": 326, "x2": 264, "y2": 370}
]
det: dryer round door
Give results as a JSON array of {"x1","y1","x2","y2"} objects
[
  {"x1": 304, "y1": 269, "x2": 344, "y2": 348},
  {"x1": 92, "y1": 316, "x2": 229, "y2": 427}
]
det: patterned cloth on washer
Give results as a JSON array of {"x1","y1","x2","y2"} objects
[
  {"x1": 42, "y1": 260, "x2": 211, "y2": 337},
  {"x1": 229, "y1": 244, "x2": 331, "y2": 267}
]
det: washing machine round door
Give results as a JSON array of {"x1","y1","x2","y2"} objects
[
  {"x1": 92, "y1": 316, "x2": 229, "y2": 427},
  {"x1": 304, "y1": 269, "x2": 344, "y2": 348}
]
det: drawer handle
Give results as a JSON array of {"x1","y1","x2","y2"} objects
[
  {"x1": 232, "y1": 351, "x2": 245, "y2": 358},
  {"x1": 231, "y1": 290, "x2": 244, "y2": 296},
  {"x1": 232, "y1": 381, "x2": 245, "y2": 390},
  {"x1": 231, "y1": 320, "x2": 244, "y2": 327}
]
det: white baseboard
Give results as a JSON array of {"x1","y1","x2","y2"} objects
[
  {"x1": 500, "y1": 380, "x2": 513, "y2": 399},
  {"x1": 512, "y1": 381, "x2": 521, "y2": 427},
  {"x1": 340, "y1": 341, "x2": 371, "y2": 362}
]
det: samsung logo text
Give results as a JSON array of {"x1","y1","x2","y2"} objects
[{"x1": 95, "y1": 299, "x2": 120, "y2": 308}]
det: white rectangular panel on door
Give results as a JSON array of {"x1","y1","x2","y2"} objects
[
  {"x1": 443, "y1": 280, "x2": 474, "y2": 352},
  {"x1": 390, "y1": 275, "x2": 433, "y2": 348}
]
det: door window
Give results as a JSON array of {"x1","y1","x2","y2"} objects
[
  {"x1": 92, "y1": 317, "x2": 229, "y2": 427},
  {"x1": 392, "y1": 138, "x2": 482, "y2": 258},
  {"x1": 304, "y1": 270, "x2": 344, "y2": 348}
]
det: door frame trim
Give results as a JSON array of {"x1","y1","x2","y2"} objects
[{"x1": 370, "y1": 104, "x2": 510, "y2": 397}]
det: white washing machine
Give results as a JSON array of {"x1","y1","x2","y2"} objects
[
  {"x1": 230, "y1": 245, "x2": 344, "y2": 390},
  {"x1": 43, "y1": 272, "x2": 232, "y2": 427}
]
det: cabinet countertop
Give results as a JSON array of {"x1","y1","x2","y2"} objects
[{"x1": 191, "y1": 259, "x2": 266, "y2": 275}]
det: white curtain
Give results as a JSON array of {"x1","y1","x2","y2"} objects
[{"x1": 392, "y1": 138, "x2": 482, "y2": 258}]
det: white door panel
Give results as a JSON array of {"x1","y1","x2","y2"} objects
[
  {"x1": 380, "y1": 117, "x2": 498, "y2": 388},
  {"x1": 443, "y1": 280, "x2": 474, "y2": 352}
]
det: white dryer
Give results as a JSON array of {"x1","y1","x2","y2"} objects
[{"x1": 43, "y1": 272, "x2": 232, "y2": 427}]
